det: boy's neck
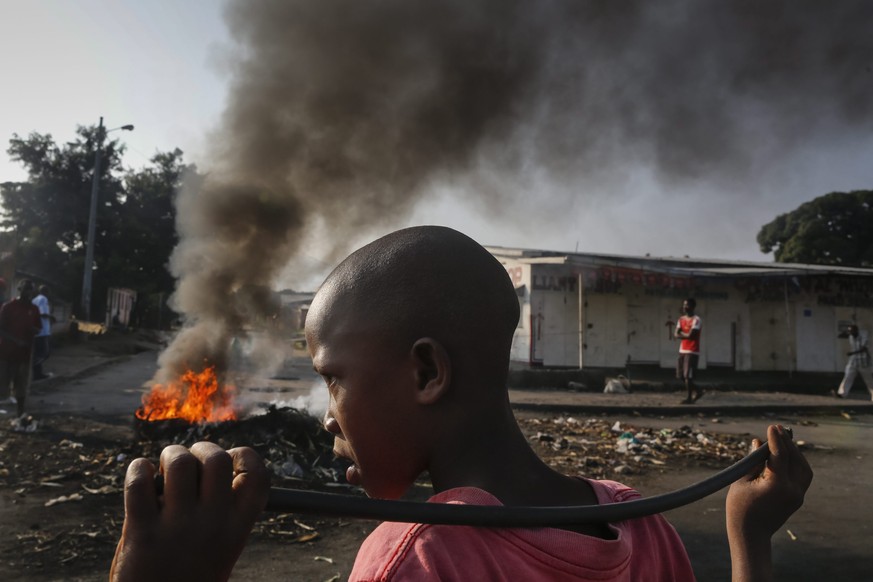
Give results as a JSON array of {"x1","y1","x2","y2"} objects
[
  {"x1": 427, "y1": 402, "x2": 598, "y2": 508},
  {"x1": 426, "y1": 405, "x2": 611, "y2": 538}
]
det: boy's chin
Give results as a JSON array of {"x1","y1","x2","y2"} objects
[{"x1": 361, "y1": 479, "x2": 410, "y2": 501}]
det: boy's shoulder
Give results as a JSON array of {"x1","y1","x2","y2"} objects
[{"x1": 350, "y1": 483, "x2": 694, "y2": 581}]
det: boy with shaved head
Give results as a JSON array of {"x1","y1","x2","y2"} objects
[{"x1": 111, "y1": 226, "x2": 811, "y2": 581}]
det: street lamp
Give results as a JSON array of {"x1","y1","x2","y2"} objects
[{"x1": 81, "y1": 116, "x2": 134, "y2": 321}]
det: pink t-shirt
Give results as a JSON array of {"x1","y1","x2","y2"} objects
[{"x1": 350, "y1": 480, "x2": 695, "y2": 581}]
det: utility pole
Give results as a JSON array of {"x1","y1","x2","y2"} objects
[
  {"x1": 81, "y1": 117, "x2": 133, "y2": 321},
  {"x1": 81, "y1": 117, "x2": 104, "y2": 322}
]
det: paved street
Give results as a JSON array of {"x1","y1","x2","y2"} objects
[
  {"x1": 12, "y1": 337, "x2": 873, "y2": 423},
  {"x1": 3, "y1": 338, "x2": 872, "y2": 580}
]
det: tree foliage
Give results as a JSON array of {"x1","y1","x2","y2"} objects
[
  {"x1": 1, "y1": 124, "x2": 198, "y2": 321},
  {"x1": 757, "y1": 190, "x2": 873, "y2": 267}
]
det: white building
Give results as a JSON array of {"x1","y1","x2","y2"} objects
[{"x1": 489, "y1": 246, "x2": 873, "y2": 373}]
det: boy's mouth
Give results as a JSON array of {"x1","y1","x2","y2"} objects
[{"x1": 334, "y1": 448, "x2": 361, "y2": 485}]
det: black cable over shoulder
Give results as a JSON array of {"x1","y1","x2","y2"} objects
[{"x1": 259, "y1": 443, "x2": 768, "y2": 525}]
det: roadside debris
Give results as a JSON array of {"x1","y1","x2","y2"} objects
[
  {"x1": 0, "y1": 406, "x2": 812, "y2": 574},
  {"x1": 519, "y1": 416, "x2": 752, "y2": 479},
  {"x1": 45, "y1": 493, "x2": 84, "y2": 507},
  {"x1": 134, "y1": 405, "x2": 347, "y2": 489}
]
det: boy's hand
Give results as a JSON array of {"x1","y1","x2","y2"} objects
[
  {"x1": 110, "y1": 442, "x2": 270, "y2": 582},
  {"x1": 726, "y1": 425, "x2": 813, "y2": 581}
]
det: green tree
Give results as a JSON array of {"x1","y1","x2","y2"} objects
[
  {"x1": 1, "y1": 124, "x2": 195, "y2": 322},
  {"x1": 104, "y1": 149, "x2": 188, "y2": 295},
  {"x1": 1, "y1": 125, "x2": 127, "y2": 305},
  {"x1": 757, "y1": 190, "x2": 873, "y2": 267}
]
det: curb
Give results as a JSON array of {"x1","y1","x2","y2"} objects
[{"x1": 510, "y1": 401, "x2": 873, "y2": 416}]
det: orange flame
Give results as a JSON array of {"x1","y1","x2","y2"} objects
[{"x1": 136, "y1": 366, "x2": 238, "y2": 423}]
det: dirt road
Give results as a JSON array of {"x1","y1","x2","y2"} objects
[{"x1": 1, "y1": 345, "x2": 870, "y2": 581}]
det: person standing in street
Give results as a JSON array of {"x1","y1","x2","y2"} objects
[
  {"x1": 834, "y1": 324, "x2": 873, "y2": 400},
  {"x1": 0, "y1": 279, "x2": 42, "y2": 423},
  {"x1": 31, "y1": 284, "x2": 55, "y2": 381},
  {"x1": 675, "y1": 297, "x2": 704, "y2": 404}
]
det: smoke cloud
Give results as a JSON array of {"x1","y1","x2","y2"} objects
[{"x1": 155, "y1": 0, "x2": 873, "y2": 383}]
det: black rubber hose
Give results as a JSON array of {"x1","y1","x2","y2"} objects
[{"x1": 260, "y1": 443, "x2": 769, "y2": 525}]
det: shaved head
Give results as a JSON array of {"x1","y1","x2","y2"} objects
[{"x1": 308, "y1": 226, "x2": 520, "y2": 380}]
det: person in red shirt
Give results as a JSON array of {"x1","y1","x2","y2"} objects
[
  {"x1": 108, "y1": 228, "x2": 811, "y2": 581},
  {"x1": 675, "y1": 297, "x2": 703, "y2": 404},
  {"x1": 0, "y1": 279, "x2": 42, "y2": 420}
]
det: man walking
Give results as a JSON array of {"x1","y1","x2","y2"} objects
[
  {"x1": 0, "y1": 279, "x2": 42, "y2": 424},
  {"x1": 675, "y1": 297, "x2": 704, "y2": 404},
  {"x1": 32, "y1": 285, "x2": 55, "y2": 380},
  {"x1": 834, "y1": 324, "x2": 873, "y2": 400}
]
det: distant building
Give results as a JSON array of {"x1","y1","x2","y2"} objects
[
  {"x1": 277, "y1": 289, "x2": 315, "y2": 332},
  {"x1": 488, "y1": 246, "x2": 873, "y2": 373}
]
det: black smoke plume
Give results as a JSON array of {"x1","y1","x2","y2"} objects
[{"x1": 155, "y1": 0, "x2": 873, "y2": 384}]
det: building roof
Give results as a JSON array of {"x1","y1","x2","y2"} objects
[{"x1": 485, "y1": 246, "x2": 873, "y2": 279}]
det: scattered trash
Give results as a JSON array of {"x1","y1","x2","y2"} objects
[
  {"x1": 567, "y1": 381, "x2": 587, "y2": 391},
  {"x1": 604, "y1": 375, "x2": 631, "y2": 394},
  {"x1": 11, "y1": 415, "x2": 38, "y2": 433},
  {"x1": 841, "y1": 411, "x2": 853, "y2": 420},
  {"x1": 45, "y1": 493, "x2": 84, "y2": 507},
  {"x1": 134, "y1": 406, "x2": 343, "y2": 487},
  {"x1": 58, "y1": 440, "x2": 83, "y2": 449},
  {"x1": 276, "y1": 457, "x2": 305, "y2": 479},
  {"x1": 82, "y1": 485, "x2": 118, "y2": 495},
  {"x1": 787, "y1": 529, "x2": 797, "y2": 541},
  {"x1": 521, "y1": 417, "x2": 753, "y2": 481},
  {"x1": 314, "y1": 556, "x2": 335, "y2": 564}
]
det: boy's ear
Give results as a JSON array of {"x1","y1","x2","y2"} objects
[{"x1": 410, "y1": 337, "x2": 451, "y2": 405}]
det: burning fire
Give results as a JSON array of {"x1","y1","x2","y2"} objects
[{"x1": 136, "y1": 365, "x2": 238, "y2": 423}]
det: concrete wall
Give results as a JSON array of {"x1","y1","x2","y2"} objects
[
  {"x1": 501, "y1": 259, "x2": 873, "y2": 373},
  {"x1": 503, "y1": 262, "x2": 532, "y2": 363}
]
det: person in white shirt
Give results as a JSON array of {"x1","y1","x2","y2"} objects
[
  {"x1": 835, "y1": 324, "x2": 873, "y2": 400},
  {"x1": 31, "y1": 285, "x2": 55, "y2": 381}
]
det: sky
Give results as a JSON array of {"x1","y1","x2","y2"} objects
[
  {"x1": 0, "y1": 1, "x2": 229, "y2": 183},
  {"x1": 3, "y1": 0, "x2": 873, "y2": 286}
]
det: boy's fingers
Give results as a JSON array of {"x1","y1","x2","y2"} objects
[
  {"x1": 190, "y1": 441, "x2": 234, "y2": 508},
  {"x1": 784, "y1": 433, "x2": 814, "y2": 490},
  {"x1": 160, "y1": 445, "x2": 200, "y2": 514},
  {"x1": 123, "y1": 458, "x2": 159, "y2": 526},
  {"x1": 767, "y1": 425, "x2": 814, "y2": 496},
  {"x1": 739, "y1": 438, "x2": 766, "y2": 482},
  {"x1": 764, "y1": 424, "x2": 787, "y2": 473},
  {"x1": 228, "y1": 447, "x2": 270, "y2": 513}
]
